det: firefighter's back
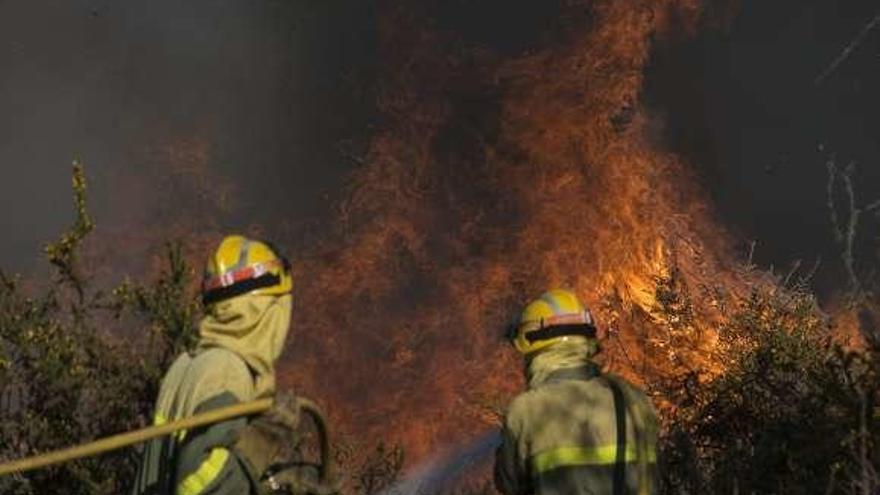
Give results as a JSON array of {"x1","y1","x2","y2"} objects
[{"x1": 505, "y1": 369, "x2": 659, "y2": 495}]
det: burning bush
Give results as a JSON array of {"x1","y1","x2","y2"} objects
[
  {"x1": 1, "y1": 167, "x2": 880, "y2": 494},
  {"x1": 655, "y1": 278, "x2": 880, "y2": 493}
]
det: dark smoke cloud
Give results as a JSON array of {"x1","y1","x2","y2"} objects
[
  {"x1": 0, "y1": 0, "x2": 376, "y2": 273},
  {"x1": 2, "y1": 0, "x2": 877, "y2": 297},
  {"x1": 645, "y1": 0, "x2": 880, "y2": 296}
]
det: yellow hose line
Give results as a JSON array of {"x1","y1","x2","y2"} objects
[{"x1": 0, "y1": 398, "x2": 273, "y2": 476}]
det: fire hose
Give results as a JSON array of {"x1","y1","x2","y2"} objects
[{"x1": 0, "y1": 396, "x2": 333, "y2": 488}]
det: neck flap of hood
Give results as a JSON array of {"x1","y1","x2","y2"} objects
[
  {"x1": 198, "y1": 294, "x2": 292, "y2": 398},
  {"x1": 526, "y1": 337, "x2": 599, "y2": 388}
]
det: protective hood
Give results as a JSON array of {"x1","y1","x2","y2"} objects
[
  {"x1": 525, "y1": 336, "x2": 599, "y2": 389},
  {"x1": 197, "y1": 294, "x2": 292, "y2": 398}
]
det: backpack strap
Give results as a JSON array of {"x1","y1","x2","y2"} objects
[{"x1": 605, "y1": 376, "x2": 627, "y2": 495}]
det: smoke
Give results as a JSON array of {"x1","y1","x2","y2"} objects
[
  {"x1": 0, "y1": 0, "x2": 376, "y2": 273},
  {"x1": 643, "y1": 0, "x2": 880, "y2": 296}
]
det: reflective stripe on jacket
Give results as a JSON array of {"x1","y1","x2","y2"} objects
[
  {"x1": 494, "y1": 365, "x2": 659, "y2": 495},
  {"x1": 130, "y1": 348, "x2": 257, "y2": 495}
]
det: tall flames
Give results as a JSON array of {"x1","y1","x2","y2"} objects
[
  {"x1": 71, "y1": 0, "x2": 758, "y2": 470},
  {"x1": 282, "y1": 0, "x2": 755, "y2": 463}
]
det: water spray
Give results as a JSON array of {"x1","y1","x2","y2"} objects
[{"x1": 380, "y1": 430, "x2": 502, "y2": 495}]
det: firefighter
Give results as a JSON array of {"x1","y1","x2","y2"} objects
[
  {"x1": 495, "y1": 289, "x2": 659, "y2": 495},
  {"x1": 132, "y1": 235, "x2": 311, "y2": 495}
]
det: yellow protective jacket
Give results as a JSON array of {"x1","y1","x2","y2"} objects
[
  {"x1": 494, "y1": 341, "x2": 659, "y2": 495},
  {"x1": 130, "y1": 294, "x2": 292, "y2": 495}
]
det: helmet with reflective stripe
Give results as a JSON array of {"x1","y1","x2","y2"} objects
[
  {"x1": 202, "y1": 235, "x2": 292, "y2": 306},
  {"x1": 507, "y1": 289, "x2": 597, "y2": 355}
]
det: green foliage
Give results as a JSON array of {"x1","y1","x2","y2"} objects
[
  {"x1": 113, "y1": 243, "x2": 201, "y2": 380},
  {"x1": 657, "y1": 281, "x2": 880, "y2": 494},
  {"x1": 0, "y1": 163, "x2": 199, "y2": 494},
  {"x1": 44, "y1": 160, "x2": 94, "y2": 305}
]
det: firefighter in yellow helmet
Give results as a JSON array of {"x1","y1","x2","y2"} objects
[
  {"x1": 131, "y1": 235, "x2": 304, "y2": 495},
  {"x1": 494, "y1": 289, "x2": 659, "y2": 495}
]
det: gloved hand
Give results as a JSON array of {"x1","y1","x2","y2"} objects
[
  {"x1": 270, "y1": 392, "x2": 303, "y2": 431},
  {"x1": 230, "y1": 392, "x2": 303, "y2": 480},
  {"x1": 264, "y1": 463, "x2": 342, "y2": 495}
]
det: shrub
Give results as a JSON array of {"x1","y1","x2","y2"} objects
[
  {"x1": 0, "y1": 163, "x2": 198, "y2": 494},
  {"x1": 657, "y1": 280, "x2": 880, "y2": 494}
]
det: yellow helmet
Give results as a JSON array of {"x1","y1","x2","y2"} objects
[
  {"x1": 507, "y1": 289, "x2": 597, "y2": 355},
  {"x1": 202, "y1": 235, "x2": 293, "y2": 305}
]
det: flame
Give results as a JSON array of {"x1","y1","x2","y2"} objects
[
  {"x1": 73, "y1": 0, "x2": 760, "y2": 471},
  {"x1": 283, "y1": 0, "x2": 756, "y2": 463}
]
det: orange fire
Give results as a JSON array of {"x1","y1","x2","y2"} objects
[
  {"x1": 57, "y1": 0, "x2": 777, "y2": 475},
  {"x1": 282, "y1": 0, "x2": 757, "y2": 464}
]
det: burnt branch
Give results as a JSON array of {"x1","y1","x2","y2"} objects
[
  {"x1": 815, "y1": 10, "x2": 880, "y2": 85},
  {"x1": 825, "y1": 154, "x2": 866, "y2": 300}
]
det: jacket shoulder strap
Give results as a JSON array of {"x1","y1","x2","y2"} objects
[{"x1": 604, "y1": 376, "x2": 627, "y2": 495}]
